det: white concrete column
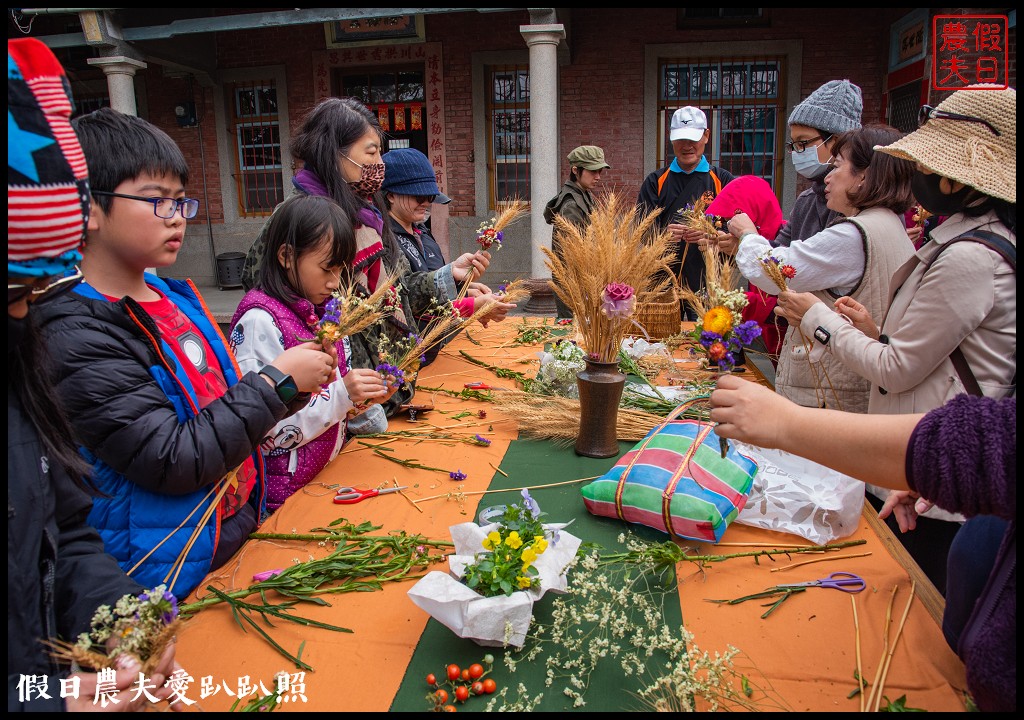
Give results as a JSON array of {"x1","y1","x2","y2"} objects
[
  {"x1": 520, "y1": 23, "x2": 565, "y2": 279},
  {"x1": 87, "y1": 56, "x2": 147, "y2": 116}
]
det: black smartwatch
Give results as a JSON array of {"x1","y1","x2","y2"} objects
[{"x1": 258, "y1": 364, "x2": 298, "y2": 403}]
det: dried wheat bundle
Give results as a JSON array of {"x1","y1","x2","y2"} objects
[
  {"x1": 678, "y1": 191, "x2": 721, "y2": 240},
  {"x1": 677, "y1": 243, "x2": 743, "y2": 318},
  {"x1": 317, "y1": 269, "x2": 402, "y2": 346},
  {"x1": 495, "y1": 277, "x2": 531, "y2": 305},
  {"x1": 755, "y1": 250, "x2": 797, "y2": 294},
  {"x1": 635, "y1": 353, "x2": 674, "y2": 381},
  {"x1": 544, "y1": 193, "x2": 676, "y2": 362},
  {"x1": 476, "y1": 197, "x2": 530, "y2": 251},
  {"x1": 490, "y1": 389, "x2": 664, "y2": 444},
  {"x1": 45, "y1": 619, "x2": 181, "y2": 676}
]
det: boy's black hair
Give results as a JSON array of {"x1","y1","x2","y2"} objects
[
  {"x1": 256, "y1": 194, "x2": 357, "y2": 304},
  {"x1": 71, "y1": 107, "x2": 190, "y2": 214}
]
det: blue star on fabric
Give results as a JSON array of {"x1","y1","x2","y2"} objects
[{"x1": 9, "y1": 109, "x2": 56, "y2": 183}]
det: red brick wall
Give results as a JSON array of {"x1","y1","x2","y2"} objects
[{"x1": 128, "y1": 8, "x2": 1009, "y2": 223}]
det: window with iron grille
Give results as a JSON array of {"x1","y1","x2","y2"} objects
[
  {"x1": 486, "y1": 64, "x2": 530, "y2": 209},
  {"x1": 230, "y1": 82, "x2": 284, "y2": 217},
  {"x1": 338, "y1": 68, "x2": 427, "y2": 155},
  {"x1": 888, "y1": 81, "x2": 923, "y2": 134},
  {"x1": 660, "y1": 58, "x2": 784, "y2": 193}
]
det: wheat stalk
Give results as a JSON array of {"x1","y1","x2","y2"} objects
[
  {"x1": 678, "y1": 191, "x2": 721, "y2": 241},
  {"x1": 677, "y1": 243, "x2": 742, "y2": 317},
  {"x1": 545, "y1": 193, "x2": 675, "y2": 362},
  {"x1": 490, "y1": 389, "x2": 664, "y2": 443}
]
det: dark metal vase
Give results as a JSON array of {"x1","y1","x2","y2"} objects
[{"x1": 575, "y1": 358, "x2": 626, "y2": 458}]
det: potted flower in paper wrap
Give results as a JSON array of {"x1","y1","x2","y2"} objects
[{"x1": 407, "y1": 490, "x2": 581, "y2": 648}]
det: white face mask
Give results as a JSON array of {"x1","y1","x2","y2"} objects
[{"x1": 791, "y1": 144, "x2": 833, "y2": 180}]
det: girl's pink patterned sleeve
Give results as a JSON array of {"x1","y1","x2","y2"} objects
[{"x1": 453, "y1": 297, "x2": 475, "y2": 318}]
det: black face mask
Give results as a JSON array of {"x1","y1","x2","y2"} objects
[{"x1": 911, "y1": 171, "x2": 972, "y2": 216}]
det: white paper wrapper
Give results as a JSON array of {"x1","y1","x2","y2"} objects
[{"x1": 407, "y1": 522, "x2": 581, "y2": 648}]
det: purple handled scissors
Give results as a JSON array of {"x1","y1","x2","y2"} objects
[
  {"x1": 775, "y1": 571, "x2": 866, "y2": 593},
  {"x1": 333, "y1": 486, "x2": 408, "y2": 504}
]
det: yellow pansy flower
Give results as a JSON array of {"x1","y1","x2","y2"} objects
[
  {"x1": 703, "y1": 306, "x2": 733, "y2": 336},
  {"x1": 482, "y1": 530, "x2": 502, "y2": 551},
  {"x1": 506, "y1": 531, "x2": 523, "y2": 550},
  {"x1": 521, "y1": 546, "x2": 538, "y2": 565},
  {"x1": 533, "y1": 536, "x2": 549, "y2": 555},
  {"x1": 516, "y1": 576, "x2": 532, "y2": 589}
]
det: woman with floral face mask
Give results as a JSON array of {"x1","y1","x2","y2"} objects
[
  {"x1": 241, "y1": 98, "x2": 490, "y2": 430},
  {"x1": 773, "y1": 86, "x2": 1016, "y2": 595}
]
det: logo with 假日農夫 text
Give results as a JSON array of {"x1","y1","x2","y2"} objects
[{"x1": 932, "y1": 15, "x2": 1008, "y2": 90}]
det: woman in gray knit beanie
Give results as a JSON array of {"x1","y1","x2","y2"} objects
[{"x1": 774, "y1": 79, "x2": 864, "y2": 246}]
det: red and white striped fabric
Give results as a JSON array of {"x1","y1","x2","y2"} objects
[{"x1": 8, "y1": 37, "x2": 89, "y2": 270}]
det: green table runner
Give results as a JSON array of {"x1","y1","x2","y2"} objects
[{"x1": 390, "y1": 437, "x2": 685, "y2": 712}]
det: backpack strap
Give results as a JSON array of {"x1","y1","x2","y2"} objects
[
  {"x1": 657, "y1": 167, "x2": 723, "y2": 198},
  {"x1": 656, "y1": 167, "x2": 672, "y2": 196},
  {"x1": 925, "y1": 230, "x2": 1016, "y2": 396},
  {"x1": 925, "y1": 230, "x2": 1016, "y2": 270}
]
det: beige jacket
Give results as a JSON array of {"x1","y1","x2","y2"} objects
[
  {"x1": 776, "y1": 207, "x2": 914, "y2": 412},
  {"x1": 801, "y1": 209, "x2": 1016, "y2": 519}
]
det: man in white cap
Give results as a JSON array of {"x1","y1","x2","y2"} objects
[{"x1": 637, "y1": 106, "x2": 734, "y2": 318}]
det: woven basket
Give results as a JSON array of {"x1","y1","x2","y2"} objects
[{"x1": 634, "y1": 290, "x2": 681, "y2": 339}]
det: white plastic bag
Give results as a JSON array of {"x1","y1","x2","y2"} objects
[
  {"x1": 732, "y1": 441, "x2": 864, "y2": 544},
  {"x1": 407, "y1": 522, "x2": 581, "y2": 648}
]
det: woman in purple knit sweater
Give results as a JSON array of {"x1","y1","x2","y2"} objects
[{"x1": 710, "y1": 375, "x2": 1015, "y2": 712}]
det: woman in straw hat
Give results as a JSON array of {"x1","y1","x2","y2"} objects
[{"x1": 774, "y1": 86, "x2": 1015, "y2": 595}]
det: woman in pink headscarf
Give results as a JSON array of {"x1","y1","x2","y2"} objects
[{"x1": 706, "y1": 176, "x2": 787, "y2": 365}]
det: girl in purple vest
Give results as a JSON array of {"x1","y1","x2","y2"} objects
[{"x1": 230, "y1": 195, "x2": 395, "y2": 511}]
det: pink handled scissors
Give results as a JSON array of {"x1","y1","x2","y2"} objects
[{"x1": 333, "y1": 486, "x2": 408, "y2": 504}]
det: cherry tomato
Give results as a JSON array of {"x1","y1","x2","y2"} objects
[
  {"x1": 446, "y1": 664, "x2": 461, "y2": 682},
  {"x1": 483, "y1": 654, "x2": 495, "y2": 665},
  {"x1": 443, "y1": 705, "x2": 457, "y2": 712},
  {"x1": 482, "y1": 678, "x2": 497, "y2": 694},
  {"x1": 435, "y1": 689, "x2": 449, "y2": 704},
  {"x1": 460, "y1": 669, "x2": 470, "y2": 682},
  {"x1": 455, "y1": 686, "x2": 470, "y2": 703},
  {"x1": 468, "y1": 663, "x2": 484, "y2": 680},
  {"x1": 426, "y1": 673, "x2": 437, "y2": 686},
  {"x1": 471, "y1": 681, "x2": 485, "y2": 696}
]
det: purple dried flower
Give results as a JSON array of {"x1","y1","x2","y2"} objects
[
  {"x1": 520, "y1": 488, "x2": 540, "y2": 516},
  {"x1": 474, "y1": 434, "x2": 491, "y2": 446},
  {"x1": 449, "y1": 469, "x2": 467, "y2": 481},
  {"x1": 734, "y1": 320, "x2": 762, "y2": 346}
]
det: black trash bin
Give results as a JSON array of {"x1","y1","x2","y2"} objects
[{"x1": 216, "y1": 251, "x2": 246, "y2": 289}]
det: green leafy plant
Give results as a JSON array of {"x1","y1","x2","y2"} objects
[{"x1": 461, "y1": 490, "x2": 550, "y2": 597}]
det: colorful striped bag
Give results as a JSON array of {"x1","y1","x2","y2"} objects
[{"x1": 580, "y1": 400, "x2": 757, "y2": 542}]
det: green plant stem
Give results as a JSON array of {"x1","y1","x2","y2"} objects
[
  {"x1": 370, "y1": 448, "x2": 453, "y2": 475},
  {"x1": 599, "y1": 539, "x2": 868, "y2": 572},
  {"x1": 418, "y1": 384, "x2": 496, "y2": 402},
  {"x1": 459, "y1": 350, "x2": 536, "y2": 392}
]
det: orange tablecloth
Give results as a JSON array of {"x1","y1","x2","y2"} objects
[{"x1": 174, "y1": 320, "x2": 967, "y2": 712}]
